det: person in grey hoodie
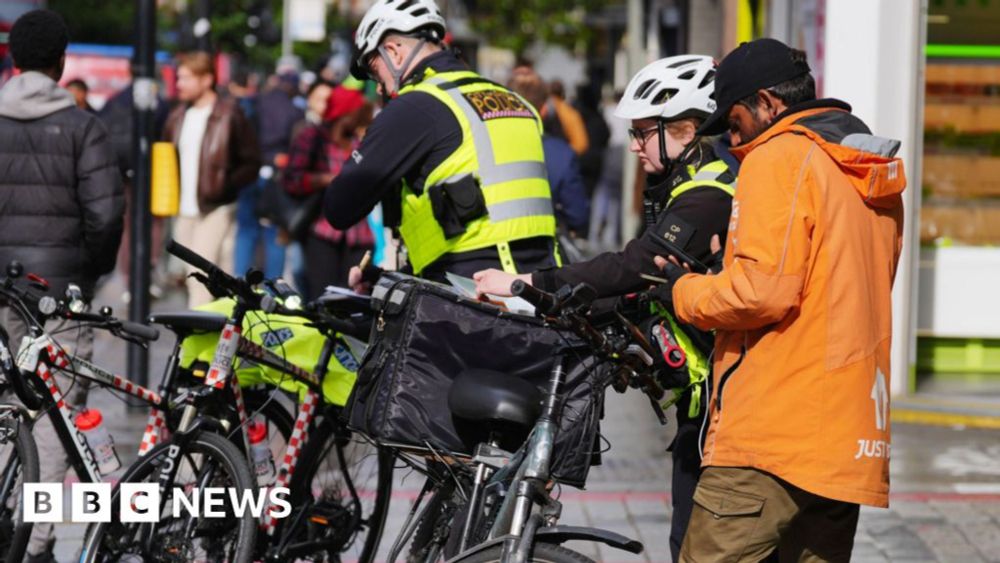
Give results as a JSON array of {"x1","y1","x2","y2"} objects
[{"x1": 0, "y1": 10, "x2": 124, "y2": 562}]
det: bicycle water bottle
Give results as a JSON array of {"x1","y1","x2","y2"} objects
[
  {"x1": 248, "y1": 421, "x2": 276, "y2": 486},
  {"x1": 75, "y1": 408, "x2": 121, "y2": 475}
]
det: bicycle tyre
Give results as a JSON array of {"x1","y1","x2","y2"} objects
[
  {"x1": 407, "y1": 480, "x2": 453, "y2": 562},
  {"x1": 271, "y1": 411, "x2": 393, "y2": 562},
  {"x1": 79, "y1": 431, "x2": 257, "y2": 563},
  {"x1": 456, "y1": 542, "x2": 596, "y2": 563},
  {"x1": 0, "y1": 413, "x2": 39, "y2": 563}
]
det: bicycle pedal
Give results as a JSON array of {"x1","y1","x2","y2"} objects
[{"x1": 307, "y1": 499, "x2": 351, "y2": 528}]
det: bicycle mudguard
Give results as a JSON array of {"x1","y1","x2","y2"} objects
[
  {"x1": 534, "y1": 525, "x2": 644, "y2": 554},
  {"x1": 444, "y1": 527, "x2": 644, "y2": 562}
]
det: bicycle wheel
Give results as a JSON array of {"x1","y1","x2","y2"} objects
[
  {"x1": 269, "y1": 409, "x2": 393, "y2": 562},
  {"x1": 0, "y1": 412, "x2": 38, "y2": 563},
  {"x1": 457, "y1": 542, "x2": 596, "y2": 563},
  {"x1": 79, "y1": 431, "x2": 257, "y2": 563}
]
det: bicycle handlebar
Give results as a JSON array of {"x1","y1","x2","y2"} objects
[
  {"x1": 510, "y1": 279, "x2": 558, "y2": 315},
  {"x1": 58, "y1": 309, "x2": 160, "y2": 342},
  {"x1": 167, "y1": 239, "x2": 261, "y2": 306},
  {"x1": 166, "y1": 239, "x2": 218, "y2": 277},
  {"x1": 511, "y1": 281, "x2": 667, "y2": 421},
  {"x1": 259, "y1": 293, "x2": 363, "y2": 337},
  {"x1": 67, "y1": 310, "x2": 160, "y2": 342}
]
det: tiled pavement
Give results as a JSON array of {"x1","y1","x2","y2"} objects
[{"x1": 42, "y1": 277, "x2": 1000, "y2": 562}]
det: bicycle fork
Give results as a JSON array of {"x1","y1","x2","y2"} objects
[{"x1": 500, "y1": 357, "x2": 567, "y2": 561}]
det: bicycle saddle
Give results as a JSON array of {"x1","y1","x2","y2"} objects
[
  {"x1": 147, "y1": 311, "x2": 227, "y2": 336},
  {"x1": 448, "y1": 369, "x2": 543, "y2": 429}
]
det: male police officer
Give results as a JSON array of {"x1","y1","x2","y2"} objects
[{"x1": 325, "y1": 0, "x2": 560, "y2": 285}]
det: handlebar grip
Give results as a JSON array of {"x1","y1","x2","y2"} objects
[
  {"x1": 167, "y1": 239, "x2": 219, "y2": 276},
  {"x1": 510, "y1": 279, "x2": 557, "y2": 315},
  {"x1": 320, "y1": 315, "x2": 359, "y2": 337},
  {"x1": 119, "y1": 320, "x2": 160, "y2": 342}
]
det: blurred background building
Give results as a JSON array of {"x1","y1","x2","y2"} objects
[{"x1": 1, "y1": 0, "x2": 998, "y2": 409}]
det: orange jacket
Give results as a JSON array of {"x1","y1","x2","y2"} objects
[
  {"x1": 545, "y1": 97, "x2": 589, "y2": 155},
  {"x1": 673, "y1": 104, "x2": 906, "y2": 507}
]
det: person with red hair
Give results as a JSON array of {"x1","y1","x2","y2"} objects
[{"x1": 282, "y1": 86, "x2": 375, "y2": 298}]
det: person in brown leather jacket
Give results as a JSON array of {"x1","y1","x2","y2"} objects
[{"x1": 163, "y1": 51, "x2": 261, "y2": 306}]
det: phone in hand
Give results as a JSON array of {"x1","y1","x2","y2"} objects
[{"x1": 647, "y1": 214, "x2": 710, "y2": 274}]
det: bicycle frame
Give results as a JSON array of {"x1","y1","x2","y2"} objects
[
  {"x1": 166, "y1": 298, "x2": 351, "y2": 540},
  {"x1": 13, "y1": 332, "x2": 163, "y2": 484}
]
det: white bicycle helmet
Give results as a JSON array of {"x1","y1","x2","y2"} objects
[
  {"x1": 352, "y1": 0, "x2": 446, "y2": 80},
  {"x1": 615, "y1": 55, "x2": 717, "y2": 122}
]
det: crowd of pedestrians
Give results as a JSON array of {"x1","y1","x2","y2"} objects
[{"x1": 4, "y1": 35, "x2": 625, "y2": 307}]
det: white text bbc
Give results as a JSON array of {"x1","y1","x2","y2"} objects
[{"x1": 23, "y1": 483, "x2": 291, "y2": 523}]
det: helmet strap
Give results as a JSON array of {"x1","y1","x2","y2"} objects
[
  {"x1": 378, "y1": 38, "x2": 428, "y2": 96},
  {"x1": 677, "y1": 136, "x2": 702, "y2": 167},
  {"x1": 656, "y1": 120, "x2": 674, "y2": 178}
]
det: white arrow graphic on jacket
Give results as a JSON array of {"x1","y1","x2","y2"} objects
[{"x1": 871, "y1": 368, "x2": 889, "y2": 431}]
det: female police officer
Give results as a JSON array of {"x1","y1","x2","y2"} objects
[{"x1": 474, "y1": 55, "x2": 735, "y2": 562}]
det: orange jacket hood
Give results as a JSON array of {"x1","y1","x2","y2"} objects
[{"x1": 732, "y1": 104, "x2": 907, "y2": 209}]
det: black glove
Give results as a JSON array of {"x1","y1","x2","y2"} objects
[{"x1": 647, "y1": 260, "x2": 687, "y2": 311}]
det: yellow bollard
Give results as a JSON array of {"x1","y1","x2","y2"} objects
[{"x1": 150, "y1": 142, "x2": 180, "y2": 217}]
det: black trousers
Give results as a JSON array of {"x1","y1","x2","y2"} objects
[{"x1": 669, "y1": 390, "x2": 704, "y2": 563}]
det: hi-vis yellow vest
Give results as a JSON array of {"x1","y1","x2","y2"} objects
[
  {"x1": 657, "y1": 158, "x2": 735, "y2": 418},
  {"x1": 397, "y1": 69, "x2": 557, "y2": 274}
]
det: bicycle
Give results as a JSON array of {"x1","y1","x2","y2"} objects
[
  {"x1": 0, "y1": 259, "x2": 262, "y2": 562},
  {"x1": 386, "y1": 280, "x2": 667, "y2": 563},
  {"x1": 0, "y1": 378, "x2": 39, "y2": 563},
  {"x1": 82, "y1": 240, "x2": 393, "y2": 563}
]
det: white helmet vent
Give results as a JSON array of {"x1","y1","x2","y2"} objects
[
  {"x1": 651, "y1": 88, "x2": 677, "y2": 106},
  {"x1": 634, "y1": 79, "x2": 659, "y2": 100},
  {"x1": 699, "y1": 70, "x2": 716, "y2": 90},
  {"x1": 667, "y1": 57, "x2": 702, "y2": 69}
]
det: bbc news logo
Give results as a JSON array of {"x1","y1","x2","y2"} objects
[{"x1": 23, "y1": 483, "x2": 291, "y2": 523}]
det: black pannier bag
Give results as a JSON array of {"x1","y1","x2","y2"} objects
[{"x1": 344, "y1": 273, "x2": 605, "y2": 488}]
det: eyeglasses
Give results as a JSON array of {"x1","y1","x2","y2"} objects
[{"x1": 627, "y1": 125, "x2": 659, "y2": 144}]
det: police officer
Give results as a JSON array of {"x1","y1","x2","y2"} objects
[
  {"x1": 325, "y1": 0, "x2": 560, "y2": 286},
  {"x1": 474, "y1": 55, "x2": 735, "y2": 562}
]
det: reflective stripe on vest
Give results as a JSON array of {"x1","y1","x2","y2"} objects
[
  {"x1": 656, "y1": 158, "x2": 735, "y2": 418},
  {"x1": 666, "y1": 159, "x2": 736, "y2": 207},
  {"x1": 397, "y1": 70, "x2": 557, "y2": 274}
]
